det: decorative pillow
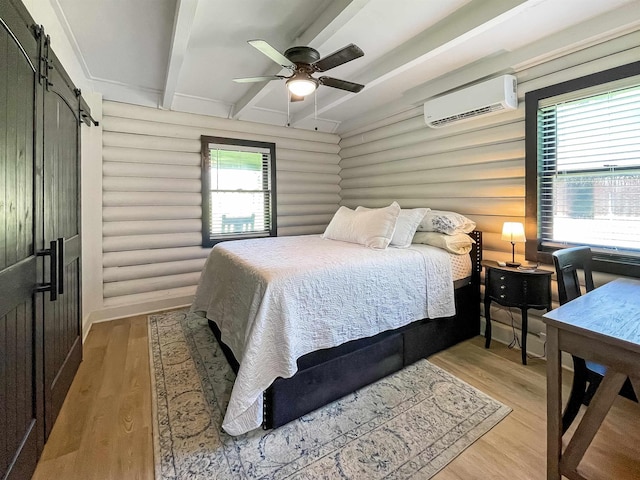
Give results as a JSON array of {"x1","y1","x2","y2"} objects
[
  {"x1": 356, "y1": 205, "x2": 429, "y2": 248},
  {"x1": 322, "y1": 202, "x2": 401, "y2": 249},
  {"x1": 417, "y1": 210, "x2": 476, "y2": 235},
  {"x1": 412, "y1": 232, "x2": 475, "y2": 255}
]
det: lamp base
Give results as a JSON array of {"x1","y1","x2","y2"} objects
[{"x1": 506, "y1": 261, "x2": 521, "y2": 267}]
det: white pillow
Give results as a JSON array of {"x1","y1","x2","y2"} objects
[
  {"x1": 322, "y1": 202, "x2": 401, "y2": 249},
  {"x1": 413, "y1": 232, "x2": 475, "y2": 255},
  {"x1": 356, "y1": 205, "x2": 429, "y2": 248},
  {"x1": 417, "y1": 210, "x2": 476, "y2": 235}
]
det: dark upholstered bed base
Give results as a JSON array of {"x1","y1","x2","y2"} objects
[{"x1": 208, "y1": 231, "x2": 482, "y2": 430}]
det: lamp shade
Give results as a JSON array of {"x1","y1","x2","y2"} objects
[
  {"x1": 501, "y1": 222, "x2": 526, "y2": 243},
  {"x1": 286, "y1": 75, "x2": 317, "y2": 96}
]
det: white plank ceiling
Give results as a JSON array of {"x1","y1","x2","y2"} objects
[{"x1": 54, "y1": 0, "x2": 640, "y2": 133}]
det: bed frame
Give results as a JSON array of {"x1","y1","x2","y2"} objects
[{"x1": 208, "y1": 231, "x2": 482, "y2": 430}]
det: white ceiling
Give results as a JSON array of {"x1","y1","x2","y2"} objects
[{"x1": 54, "y1": 0, "x2": 640, "y2": 133}]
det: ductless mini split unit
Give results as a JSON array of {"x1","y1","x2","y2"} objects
[{"x1": 424, "y1": 74, "x2": 517, "y2": 128}]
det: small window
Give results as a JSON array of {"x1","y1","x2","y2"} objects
[
  {"x1": 201, "y1": 136, "x2": 277, "y2": 247},
  {"x1": 525, "y1": 61, "x2": 640, "y2": 276}
]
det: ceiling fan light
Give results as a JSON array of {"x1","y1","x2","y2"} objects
[{"x1": 286, "y1": 78, "x2": 317, "y2": 97}]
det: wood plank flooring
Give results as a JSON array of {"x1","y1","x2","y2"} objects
[{"x1": 33, "y1": 314, "x2": 640, "y2": 479}]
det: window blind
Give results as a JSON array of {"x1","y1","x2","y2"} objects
[{"x1": 538, "y1": 83, "x2": 640, "y2": 256}]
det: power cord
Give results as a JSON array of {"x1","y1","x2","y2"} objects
[
  {"x1": 507, "y1": 306, "x2": 520, "y2": 350},
  {"x1": 505, "y1": 306, "x2": 546, "y2": 360}
]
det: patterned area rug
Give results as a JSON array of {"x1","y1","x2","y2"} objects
[{"x1": 148, "y1": 309, "x2": 511, "y2": 479}]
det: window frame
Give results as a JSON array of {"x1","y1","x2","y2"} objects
[
  {"x1": 201, "y1": 135, "x2": 277, "y2": 247},
  {"x1": 525, "y1": 60, "x2": 640, "y2": 277}
]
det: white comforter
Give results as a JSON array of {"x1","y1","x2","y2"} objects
[{"x1": 191, "y1": 235, "x2": 456, "y2": 435}]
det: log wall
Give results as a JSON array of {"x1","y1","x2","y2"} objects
[{"x1": 101, "y1": 101, "x2": 340, "y2": 306}]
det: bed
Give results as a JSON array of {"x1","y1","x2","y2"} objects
[{"x1": 191, "y1": 231, "x2": 482, "y2": 435}]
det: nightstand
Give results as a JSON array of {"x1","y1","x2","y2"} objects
[{"x1": 483, "y1": 261, "x2": 552, "y2": 365}]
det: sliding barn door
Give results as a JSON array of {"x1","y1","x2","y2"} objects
[
  {"x1": 1, "y1": 1, "x2": 88, "y2": 476},
  {"x1": 0, "y1": 3, "x2": 44, "y2": 478},
  {"x1": 41, "y1": 43, "x2": 83, "y2": 438}
]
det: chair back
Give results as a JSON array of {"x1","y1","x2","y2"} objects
[{"x1": 552, "y1": 246, "x2": 595, "y2": 305}]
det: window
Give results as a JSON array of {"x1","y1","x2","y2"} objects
[
  {"x1": 201, "y1": 136, "x2": 276, "y2": 247},
  {"x1": 525, "y1": 61, "x2": 640, "y2": 276}
]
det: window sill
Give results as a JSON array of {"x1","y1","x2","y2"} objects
[
  {"x1": 529, "y1": 246, "x2": 640, "y2": 279},
  {"x1": 202, "y1": 232, "x2": 275, "y2": 248}
]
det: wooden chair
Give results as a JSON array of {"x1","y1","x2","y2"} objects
[{"x1": 552, "y1": 246, "x2": 637, "y2": 433}]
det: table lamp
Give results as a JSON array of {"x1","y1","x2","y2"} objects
[{"x1": 501, "y1": 222, "x2": 526, "y2": 267}]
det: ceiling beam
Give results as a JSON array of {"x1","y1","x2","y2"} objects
[
  {"x1": 161, "y1": 0, "x2": 199, "y2": 110},
  {"x1": 231, "y1": 0, "x2": 370, "y2": 120},
  {"x1": 290, "y1": 0, "x2": 541, "y2": 125},
  {"x1": 337, "y1": 2, "x2": 640, "y2": 134}
]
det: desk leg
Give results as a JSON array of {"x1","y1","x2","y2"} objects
[
  {"x1": 547, "y1": 325, "x2": 562, "y2": 480},
  {"x1": 562, "y1": 370, "x2": 627, "y2": 474},
  {"x1": 484, "y1": 298, "x2": 492, "y2": 348},
  {"x1": 521, "y1": 307, "x2": 528, "y2": 365},
  {"x1": 631, "y1": 376, "x2": 640, "y2": 399}
]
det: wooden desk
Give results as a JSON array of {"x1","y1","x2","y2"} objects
[{"x1": 543, "y1": 278, "x2": 640, "y2": 480}]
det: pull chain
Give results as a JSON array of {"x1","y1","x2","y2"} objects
[
  {"x1": 286, "y1": 90, "x2": 291, "y2": 127},
  {"x1": 314, "y1": 90, "x2": 318, "y2": 131}
]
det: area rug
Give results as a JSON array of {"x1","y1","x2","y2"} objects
[{"x1": 148, "y1": 309, "x2": 511, "y2": 479}]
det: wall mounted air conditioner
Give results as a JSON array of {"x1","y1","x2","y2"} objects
[{"x1": 424, "y1": 74, "x2": 517, "y2": 128}]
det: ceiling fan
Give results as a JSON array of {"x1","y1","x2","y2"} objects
[{"x1": 234, "y1": 40, "x2": 365, "y2": 101}]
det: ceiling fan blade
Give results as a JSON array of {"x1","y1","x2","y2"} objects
[
  {"x1": 312, "y1": 44, "x2": 364, "y2": 72},
  {"x1": 233, "y1": 75, "x2": 284, "y2": 83},
  {"x1": 248, "y1": 40, "x2": 296, "y2": 69},
  {"x1": 290, "y1": 94, "x2": 304, "y2": 102},
  {"x1": 319, "y1": 76, "x2": 365, "y2": 93}
]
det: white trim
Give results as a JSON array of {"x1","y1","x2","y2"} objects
[{"x1": 84, "y1": 294, "x2": 194, "y2": 342}]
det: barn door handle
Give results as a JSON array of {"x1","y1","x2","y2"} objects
[
  {"x1": 57, "y1": 237, "x2": 65, "y2": 295},
  {"x1": 36, "y1": 240, "x2": 58, "y2": 301}
]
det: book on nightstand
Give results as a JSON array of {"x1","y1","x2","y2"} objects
[{"x1": 517, "y1": 264, "x2": 539, "y2": 272}]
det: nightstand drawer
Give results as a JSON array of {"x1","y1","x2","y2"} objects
[{"x1": 487, "y1": 269, "x2": 524, "y2": 303}]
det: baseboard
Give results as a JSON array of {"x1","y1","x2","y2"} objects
[
  {"x1": 481, "y1": 317, "x2": 574, "y2": 371},
  {"x1": 83, "y1": 295, "x2": 194, "y2": 341}
]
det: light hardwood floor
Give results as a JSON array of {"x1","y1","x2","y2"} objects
[{"x1": 33, "y1": 314, "x2": 640, "y2": 480}]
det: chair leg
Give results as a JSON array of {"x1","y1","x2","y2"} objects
[
  {"x1": 583, "y1": 373, "x2": 603, "y2": 406},
  {"x1": 562, "y1": 356, "x2": 588, "y2": 433}
]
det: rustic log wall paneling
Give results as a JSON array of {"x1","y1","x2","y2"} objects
[{"x1": 101, "y1": 101, "x2": 341, "y2": 306}]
